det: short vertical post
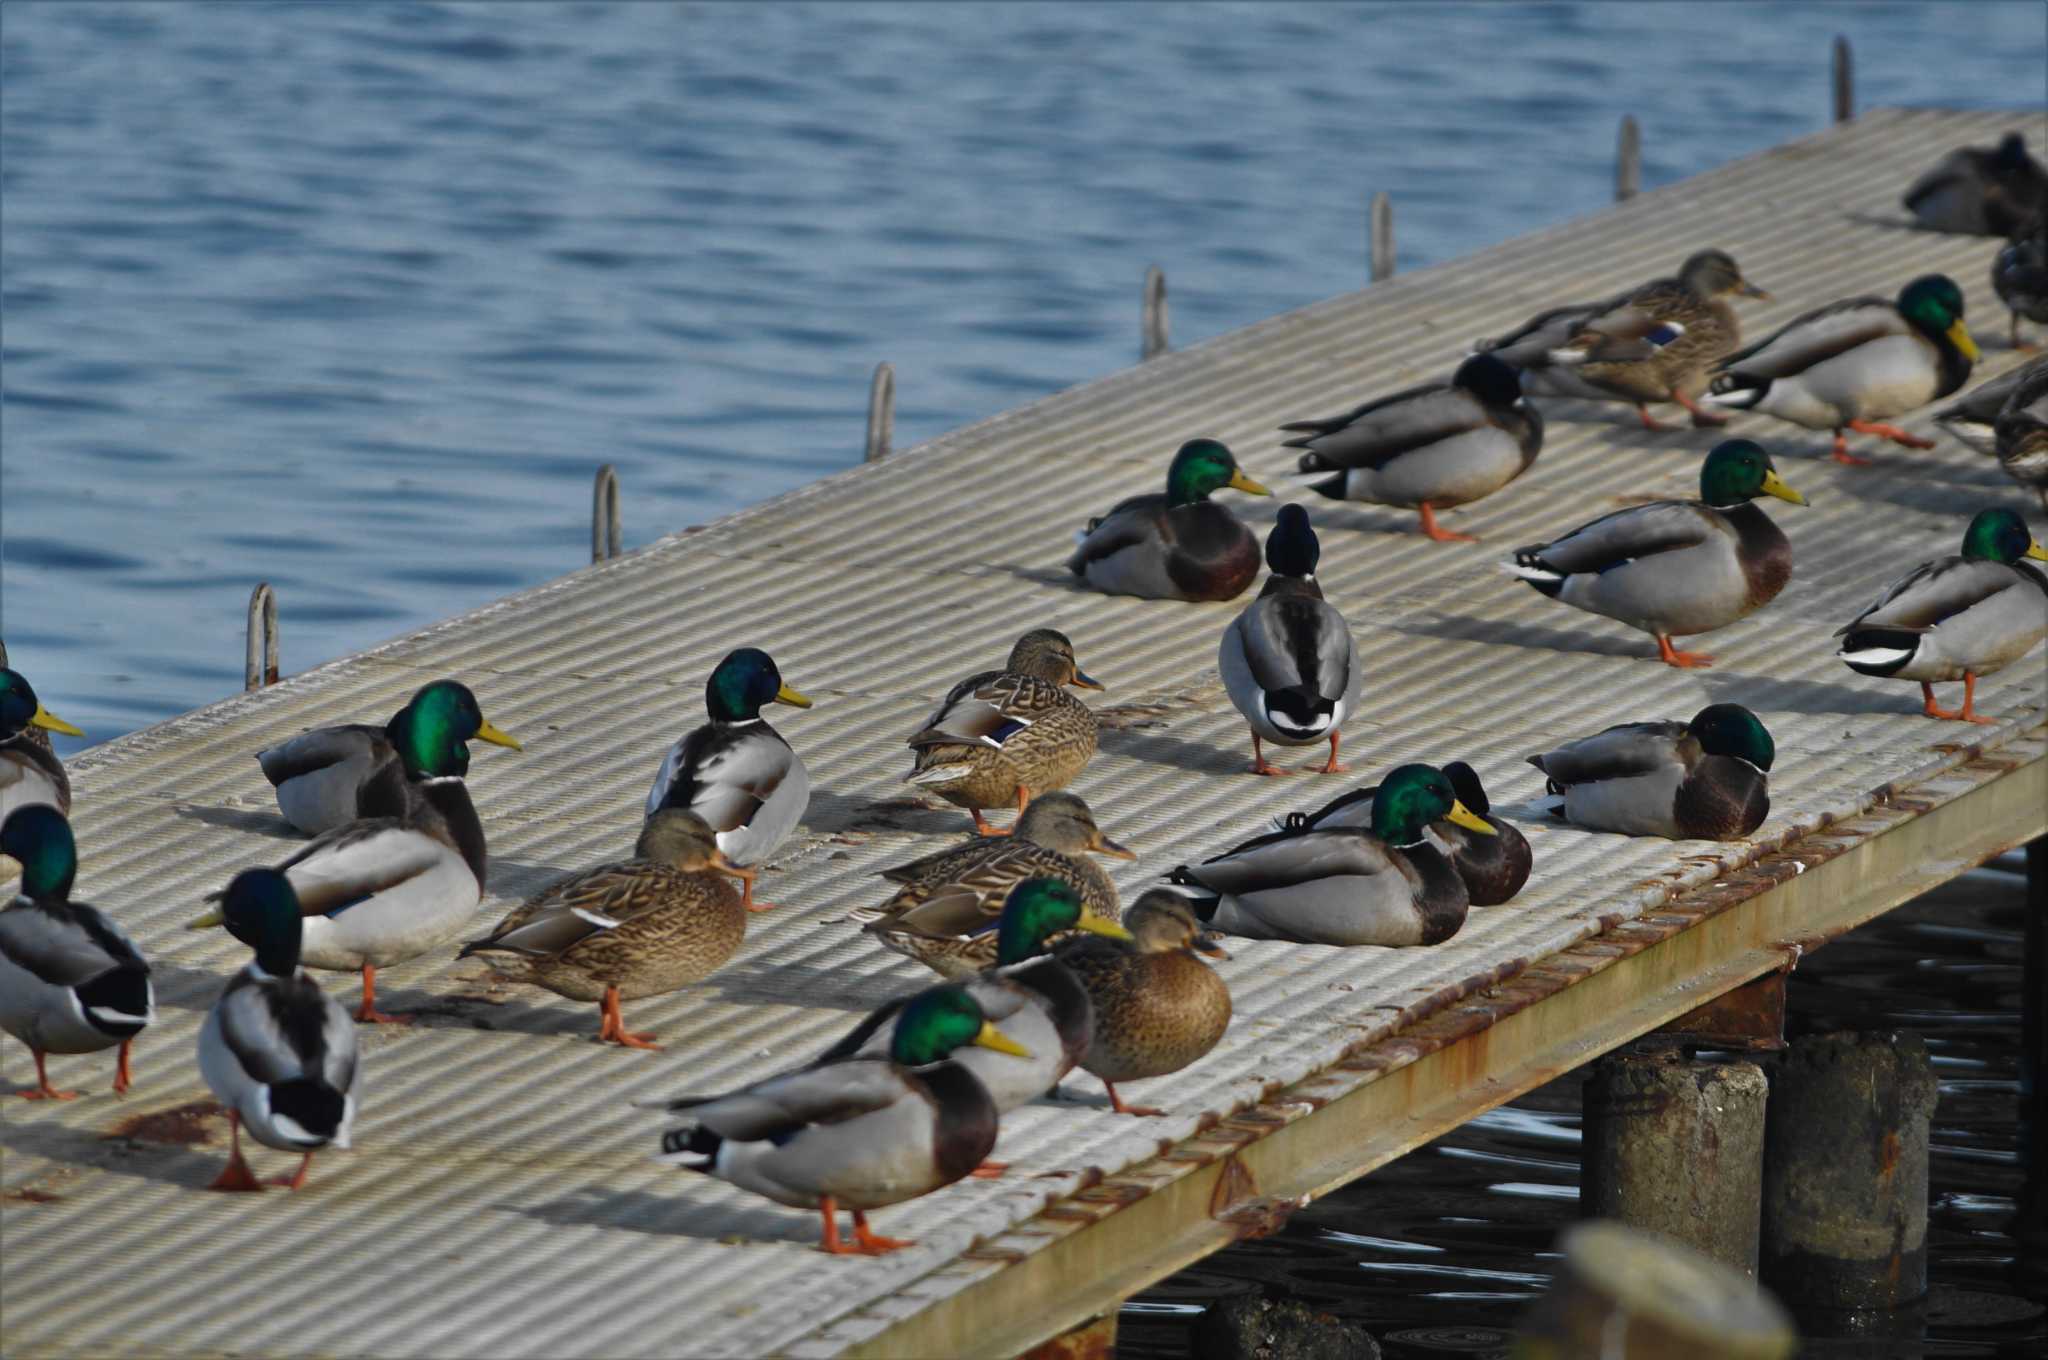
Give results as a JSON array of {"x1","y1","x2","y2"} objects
[
  {"x1": 2018, "y1": 837, "x2": 2048, "y2": 1296},
  {"x1": 245, "y1": 583, "x2": 278, "y2": 692},
  {"x1": 865, "y1": 361, "x2": 894, "y2": 464},
  {"x1": 1832, "y1": 36, "x2": 1853, "y2": 123},
  {"x1": 1616, "y1": 115, "x2": 1642, "y2": 202},
  {"x1": 1141, "y1": 265, "x2": 1169, "y2": 360},
  {"x1": 1520, "y1": 1223, "x2": 1797, "y2": 1359},
  {"x1": 591, "y1": 464, "x2": 621, "y2": 563},
  {"x1": 1369, "y1": 191, "x2": 1394, "y2": 282}
]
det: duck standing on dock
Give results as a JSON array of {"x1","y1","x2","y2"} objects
[
  {"x1": 854, "y1": 791, "x2": 1134, "y2": 978},
  {"x1": 1169, "y1": 763, "x2": 1493, "y2": 947},
  {"x1": 190, "y1": 689, "x2": 519, "y2": 1024},
  {"x1": 457, "y1": 809, "x2": 748, "y2": 1049},
  {"x1": 0, "y1": 667, "x2": 83, "y2": 820},
  {"x1": 1933, "y1": 357, "x2": 2046, "y2": 455},
  {"x1": 1528, "y1": 704, "x2": 1774, "y2": 841},
  {"x1": 1902, "y1": 131, "x2": 2048, "y2": 237},
  {"x1": 646, "y1": 983, "x2": 1029, "y2": 1255},
  {"x1": 1702, "y1": 275, "x2": 1978, "y2": 465},
  {"x1": 1835, "y1": 508, "x2": 2048, "y2": 724},
  {"x1": 1503, "y1": 440, "x2": 1806, "y2": 668},
  {"x1": 0, "y1": 806, "x2": 153, "y2": 1099},
  {"x1": 1993, "y1": 215, "x2": 2048, "y2": 351},
  {"x1": 1053, "y1": 888, "x2": 1231, "y2": 1117},
  {"x1": 1993, "y1": 361, "x2": 2048, "y2": 511},
  {"x1": 1282, "y1": 760, "x2": 1531, "y2": 906},
  {"x1": 1219, "y1": 506, "x2": 1361, "y2": 776},
  {"x1": 825, "y1": 878, "x2": 1133, "y2": 1161},
  {"x1": 1068, "y1": 438, "x2": 1272, "y2": 600},
  {"x1": 645, "y1": 648, "x2": 812, "y2": 912},
  {"x1": 1284, "y1": 354, "x2": 1542, "y2": 543},
  {"x1": 197, "y1": 869, "x2": 358, "y2": 1192},
  {"x1": 904, "y1": 629, "x2": 1103, "y2": 836},
  {"x1": 257, "y1": 678, "x2": 521, "y2": 836}
]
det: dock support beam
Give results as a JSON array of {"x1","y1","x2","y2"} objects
[
  {"x1": 1761, "y1": 1030, "x2": 1937, "y2": 1321},
  {"x1": 244, "y1": 583, "x2": 278, "y2": 691},
  {"x1": 865, "y1": 362, "x2": 895, "y2": 464},
  {"x1": 1583, "y1": 1051, "x2": 1766, "y2": 1275},
  {"x1": 1369, "y1": 192, "x2": 1394, "y2": 282},
  {"x1": 1616, "y1": 115, "x2": 1641, "y2": 201},
  {"x1": 591, "y1": 464, "x2": 621, "y2": 563},
  {"x1": 1020, "y1": 1312, "x2": 1115, "y2": 1360},
  {"x1": 2020, "y1": 836, "x2": 2048, "y2": 1298},
  {"x1": 1141, "y1": 265, "x2": 1169, "y2": 360}
]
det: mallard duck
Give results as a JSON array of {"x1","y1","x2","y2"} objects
[
  {"x1": 1835, "y1": 508, "x2": 2048, "y2": 723},
  {"x1": 1703, "y1": 275, "x2": 1979, "y2": 465},
  {"x1": 1283, "y1": 760, "x2": 1531, "y2": 907},
  {"x1": 904, "y1": 630, "x2": 1103, "y2": 836},
  {"x1": 1531, "y1": 704, "x2": 1774, "y2": 840},
  {"x1": 457, "y1": 810, "x2": 746, "y2": 1049},
  {"x1": 1934, "y1": 356, "x2": 2047, "y2": 455},
  {"x1": 257, "y1": 678, "x2": 521, "y2": 836},
  {"x1": 826, "y1": 879, "x2": 1132, "y2": 1164},
  {"x1": 1219, "y1": 506, "x2": 1361, "y2": 776},
  {"x1": 0, "y1": 667, "x2": 82, "y2": 821},
  {"x1": 191, "y1": 691, "x2": 518, "y2": 1024},
  {"x1": 1474, "y1": 249, "x2": 1770, "y2": 427},
  {"x1": 854, "y1": 791, "x2": 1133, "y2": 978},
  {"x1": 1993, "y1": 215, "x2": 2048, "y2": 351},
  {"x1": 1994, "y1": 361, "x2": 2048, "y2": 511},
  {"x1": 1503, "y1": 440, "x2": 1806, "y2": 668},
  {"x1": 0, "y1": 806, "x2": 153, "y2": 1100},
  {"x1": 645, "y1": 647, "x2": 812, "y2": 911},
  {"x1": 197, "y1": 869, "x2": 358, "y2": 1192},
  {"x1": 1168, "y1": 763, "x2": 1494, "y2": 947},
  {"x1": 1067, "y1": 438, "x2": 1272, "y2": 600},
  {"x1": 646, "y1": 983, "x2": 1028, "y2": 1255},
  {"x1": 1050, "y1": 888, "x2": 1231, "y2": 1117},
  {"x1": 1284, "y1": 354, "x2": 1542, "y2": 542},
  {"x1": 1903, "y1": 132, "x2": 2048, "y2": 237}
]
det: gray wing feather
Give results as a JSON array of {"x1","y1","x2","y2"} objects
[
  {"x1": 1186, "y1": 830, "x2": 1398, "y2": 893},
  {"x1": 0, "y1": 906, "x2": 123, "y2": 988},
  {"x1": 1524, "y1": 501, "x2": 1715, "y2": 575},
  {"x1": 664, "y1": 1060, "x2": 909, "y2": 1140},
  {"x1": 1532, "y1": 722, "x2": 1691, "y2": 784},
  {"x1": 1717, "y1": 299, "x2": 1903, "y2": 379}
]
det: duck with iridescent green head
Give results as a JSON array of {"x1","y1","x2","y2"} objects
[
  {"x1": 645, "y1": 647, "x2": 812, "y2": 912},
  {"x1": 0, "y1": 665, "x2": 84, "y2": 821},
  {"x1": 192, "y1": 684, "x2": 521, "y2": 1024},
  {"x1": 1504, "y1": 440, "x2": 1806, "y2": 668},
  {"x1": 256, "y1": 678, "x2": 521, "y2": 836},
  {"x1": 1704, "y1": 275, "x2": 1979, "y2": 464},
  {"x1": 1529, "y1": 704, "x2": 1775, "y2": 842},
  {"x1": 1067, "y1": 438, "x2": 1272, "y2": 601},
  {"x1": 1168, "y1": 763, "x2": 1495, "y2": 947},
  {"x1": 1835, "y1": 508, "x2": 2048, "y2": 724}
]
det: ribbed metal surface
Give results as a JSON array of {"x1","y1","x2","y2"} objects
[{"x1": 4, "y1": 109, "x2": 2043, "y2": 1360}]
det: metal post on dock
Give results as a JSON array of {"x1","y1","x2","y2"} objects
[
  {"x1": 1833, "y1": 37, "x2": 1853, "y2": 123},
  {"x1": 244, "y1": 583, "x2": 278, "y2": 691},
  {"x1": 1369, "y1": 191, "x2": 1394, "y2": 282},
  {"x1": 591, "y1": 464, "x2": 621, "y2": 563},
  {"x1": 1141, "y1": 265, "x2": 1169, "y2": 360},
  {"x1": 1616, "y1": 115, "x2": 1642, "y2": 202},
  {"x1": 865, "y1": 361, "x2": 894, "y2": 463}
]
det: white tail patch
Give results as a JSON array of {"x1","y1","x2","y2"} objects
[
  {"x1": 1499, "y1": 560, "x2": 1563, "y2": 583},
  {"x1": 1699, "y1": 387, "x2": 1756, "y2": 409},
  {"x1": 904, "y1": 765, "x2": 970, "y2": 786},
  {"x1": 1545, "y1": 346, "x2": 1589, "y2": 366},
  {"x1": 652, "y1": 1149, "x2": 711, "y2": 1168},
  {"x1": 86, "y1": 1005, "x2": 154, "y2": 1027},
  {"x1": 572, "y1": 908, "x2": 624, "y2": 930},
  {"x1": 1837, "y1": 645, "x2": 1916, "y2": 666}
]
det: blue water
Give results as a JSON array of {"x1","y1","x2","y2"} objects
[{"x1": 1, "y1": 0, "x2": 2039, "y2": 742}]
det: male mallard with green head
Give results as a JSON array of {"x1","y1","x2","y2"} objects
[
  {"x1": 0, "y1": 806, "x2": 153, "y2": 1099},
  {"x1": 257, "y1": 678, "x2": 521, "y2": 836},
  {"x1": 1503, "y1": 440, "x2": 1806, "y2": 668},
  {"x1": 1068, "y1": 438, "x2": 1272, "y2": 600},
  {"x1": 458, "y1": 809, "x2": 748, "y2": 1048},
  {"x1": 1529, "y1": 704, "x2": 1774, "y2": 841},
  {"x1": 1835, "y1": 507, "x2": 2048, "y2": 723},
  {"x1": 1284, "y1": 760, "x2": 1531, "y2": 907},
  {"x1": 905, "y1": 629, "x2": 1103, "y2": 836},
  {"x1": 1169, "y1": 764, "x2": 1494, "y2": 947},
  {"x1": 1219, "y1": 506, "x2": 1362, "y2": 775},
  {"x1": 1703, "y1": 275, "x2": 1979, "y2": 464},
  {"x1": 0, "y1": 667, "x2": 83, "y2": 821},
  {"x1": 647, "y1": 983, "x2": 1028, "y2": 1255}
]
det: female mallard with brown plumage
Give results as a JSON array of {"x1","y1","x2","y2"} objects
[
  {"x1": 1529, "y1": 704, "x2": 1774, "y2": 841},
  {"x1": 458, "y1": 809, "x2": 748, "y2": 1048},
  {"x1": 853, "y1": 792, "x2": 1134, "y2": 978},
  {"x1": 1282, "y1": 760, "x2": 1531, "y2": 907},
  {"x1": 904, "y1": 629, "x2": 1104, "y2": 836},
  {"x1": 1068, "y1": 438, "x2": 1272, "y2": 601},
  {"x1": 1993, "y1": 214, "x2": 2048, "y2": 351},
  {"x1": 1903, "y1": 131, "x2": 2048, "y2": 237},
  {"x1": 1993, "y1": 359, "x2": 2048, "y2": 511}
]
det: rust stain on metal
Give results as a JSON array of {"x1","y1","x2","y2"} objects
[
  {"x1": 1651, "y1": 971, "x2": 1786, "y2": 1051},
  {"x1": 1, "y1": 1187, "x2": 63, "y2": 1205},
  {"x1": 1020, "y1": 1312, "x2": 1118, "y2": 1360},
  {"x1": 1879, "y1": 1130, "x2": 1901, "y2": 1183},
  {"x1": 962, "y1": 1246, "x2": 1029, "y2": 1265}
]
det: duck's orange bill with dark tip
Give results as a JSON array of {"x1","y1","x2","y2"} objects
[
  {"x1": 1071, "y1": 669, "x2": 1106, "y2": 691},
  {"x1": 1195, "y1": 935, "x2": 1232, "y2": 961},
  {"x1": 775, "y1": 684, "x2": 813, "y2": 709},
  {"x1": 1092, "y1": 835, "x2": 1138, "y2": 861}
]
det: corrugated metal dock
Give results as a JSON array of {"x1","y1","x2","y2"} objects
[{"x1": 4, "y1": 108, "x2": 2045, "y2": 1359}]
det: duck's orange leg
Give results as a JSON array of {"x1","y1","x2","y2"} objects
[
  {"x1": 269, "y1": 1151, "x2": 318, "y2": 1191},
  {"x1": 1925, "y1": 677, "x2": 1996, "y2": 724},
  {"x1": 354, "y1": 965, "x2": 414, "y2": 1026},
  {"x1": 1104, "y1": 1080, "x2": 1166, "y2": 1117},
  {"x1": 1655, "y1": 635, "x2": 1715, "y2": 669},
  {"x1": 1829, "y1": 429, "x2": 1874, "y2": 466},
  {"x1": 1417, "y1": 503, "x2": 1478, "y2": 543},
  {"x1": 720, "y1": 863, "x2": 775, "y2": 913},
  {"x1": 1304, "y1": 730, "x2": 1349, "y2": 775},
  {"x1": 1248, "y1": 734, "x2": 1291, "y2": 778},
  {"x1": 112, "y1": 1039, "x2": 135, "y2": 1095},
  {"x1": 1636, "y1": 403, "x2": 1679, "y2": 432},
  {"x1": 971, "y1": 808, "x2": 1011, "y2": 837},
  {"x1": 851, "y1": 1209, "x2": 914, "y2": 1255},
  {"x1": 207, "y1": 1112, "x2": 265, "y2": 1193},
  {"x1": 817, "y1": 1196, "x2": 857, "y2": 1254},
  {"x1": 17, "y1": 1050, "x2": 80, "y2": 1101},
  {"x1": 597, "y1": 986, "x2": 661, "y2": 1049},
  {"x1": 968, "y1": 1160, "x2": 1010, "y2": 1179},
  {"x1": 1847, "y1": 418, "x2": 1933, "y2": 450},
  {"x1": 1673, "y1": 390, "x2": 1729, "y2": 427}
]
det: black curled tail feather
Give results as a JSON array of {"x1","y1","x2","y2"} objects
[
  {"x1": 75, "y1": 968, "x2": 152, "y2": 1038},
  {"x1": 1706, "y1": 370, "x2": 1767, "y2": 407},
  {"x1": 660, "y1": 1124, "x2": 722, "y2": 1173},
  {"x1": 269, "y1": 1079, "x2": 348, "y2": 1144},
  {"x1": 1510, "y1": 548, "x2": 1565, "y2": 599},
  {"x1": 1837, "y1": 626, "x2": 1921, "y2": 676}
]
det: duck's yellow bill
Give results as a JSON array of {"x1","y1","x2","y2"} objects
[
  {"x1": 1759, "y1": 469, "x2": 1807, "y2": 506},
  {"x1": 774, "y1": 684, "x2": 813, "y2": 709},
  {"x1": 1947, "y1": 318, "x2": 1980, "y2": 362},
  {"x1": 2026, "y1": 539, "x2": 2048, "y2": 562},
  {"x1": 1227, "y1": 470, "x2": 1272, "y2": 496},
  {"x1": 187, "y1": 909, "x2": 225, "y2": 930},
  {"x1": 475, "y1": 718, "x2": 522, "y2": 751},
  {"x1": 1077, "y1": 910, "x2": 1136, "y2": 940},
  {"x1": 974, "y1": 1021, "x2": 1032, "y2": 1059},
  {"x1": 1444, "y1": 800, "x2": 1497, "y2": 836},
  {"x1": 1091, "y1": 834, "x2": 1138, "y2": 862},
  {"x1": 30, "y1": 703, "x2": 83, "y2": 738}
]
